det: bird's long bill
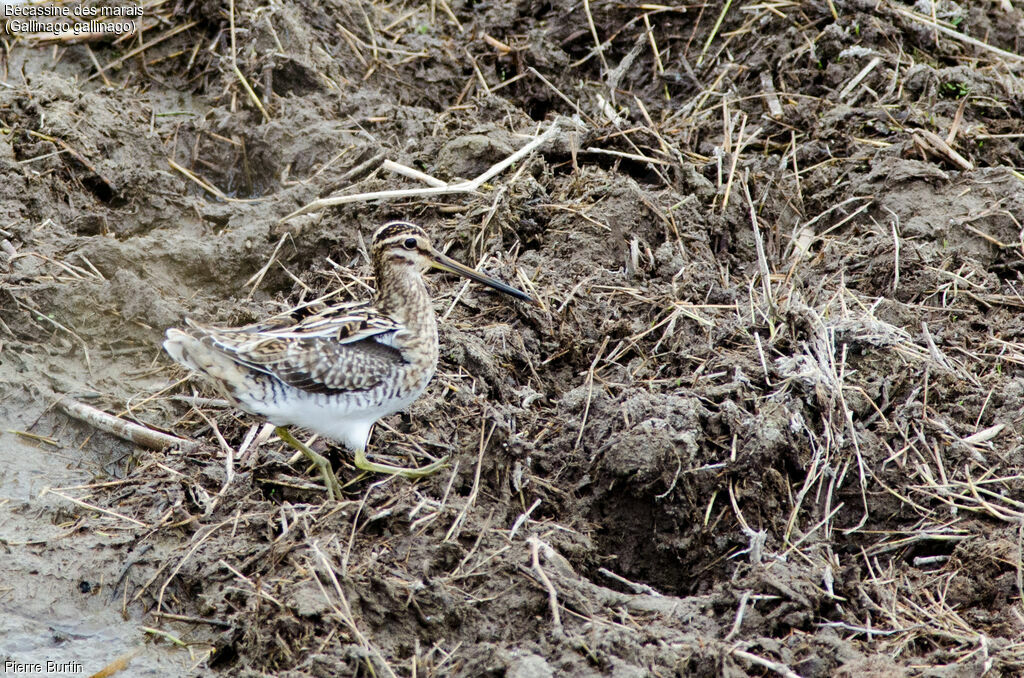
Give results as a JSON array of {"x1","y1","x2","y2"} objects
[{"x1": 429, "y1": 249, "x2": 536, "y2": 304}]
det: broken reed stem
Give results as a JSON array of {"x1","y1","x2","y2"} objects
[
  {"x1": 528, "y1": 537, "x2": 563, "y2": 632},
  {"x1": 382, "y1": 159, "x2": 447, "y2": 187},
  {"x1": 167, "y1": 158, "x2": 230, "y2": 200},
  {"x1": 311, "y1": 542, "x2": 400, "y2": 678},
  {"x1": 730, "y1": 648, "x2": 803, "y2": 678},
  {"x1": 528, "y1": 67, "x2": 597, "y2": 126},
  {"x1": 743, "y1": 174, "x2": 774, "y2": 310},
  {"x1": 229, "y1": 0, "x2": 270, "y2": 121},
  {"x1": 155, "y1": 518, "x2": 236, "y2": 612},
  {"x1": 233, "y1": 65, "x2": 271, "y2": 122},
  {"x1": 87, "y1": 21, "x2": 198, "y2": 81},
  {"x1": 58, "y1": 395, "x2": 200, "y2": 452},
  {"x1": 892, "y1": 6, "x2": 1024, "y2": 63},
  {"x1": 698, "y1": 0, "x2": 734, "y2": 65},
  {"x1": 444, "y1": 416, "x2": 492, "y2": 542},
  {"x1": 40, "y1": 488, "x2": 150, "y2": 527},
  {"x1": 575, "y1": 336, "x2": 610, "y2": 451},
  {"x1": 12, "y1": 296, "x2": 93, "y2": 374},
  {"x1": 282, "y1": 120, "x2": 561, "y2": 220},
  {"x1": 582, "y1": 0, "x2": 609, "y2": 79}
]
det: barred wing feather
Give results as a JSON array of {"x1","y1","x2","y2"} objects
[{"x1": 183, "y1": 302, "x2": 405, "y2": 394}]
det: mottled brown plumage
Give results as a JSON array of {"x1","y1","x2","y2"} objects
[{"x1": 164, "y1": 221, "x2": 534, "y2": 499}]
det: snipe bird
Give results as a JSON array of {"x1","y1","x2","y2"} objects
[{"x1": 164, "y1": 221, "x2": 534, "y2": 499}]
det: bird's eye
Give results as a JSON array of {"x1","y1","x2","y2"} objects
[{"x1": 403, "y1": 237, "x2": 417, "y2": 249}]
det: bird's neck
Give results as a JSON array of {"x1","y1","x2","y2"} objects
[{"x1": 373, "y1": 261, "x2": 436, "y2": 334}]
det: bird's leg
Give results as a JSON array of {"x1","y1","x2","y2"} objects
[
  {"x1": 276, "y1": 427, "x2": 342, "y2": 500},
  {"x1": 353, "y1": 445, "x2": 448, "y2": 479}
]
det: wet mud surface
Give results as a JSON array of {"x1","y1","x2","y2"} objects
[{"x1": 3, "y1": 0, "x2": 1024, "y2": 675}]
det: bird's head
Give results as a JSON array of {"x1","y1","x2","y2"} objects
[{"x1": 371, "y1": 221, "x2": 535, "y2": 304}]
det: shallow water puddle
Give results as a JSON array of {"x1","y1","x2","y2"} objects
[{"x1": 0, "y1": 421, "x2": 189, "y2": 675}]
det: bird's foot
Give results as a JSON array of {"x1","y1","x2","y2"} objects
[
  {"x1": 354, "y1": 449, "x2": 449, "y2": 479},
  {"x1": 276, "y1": 427, "x2": 342, "y2": 500}
]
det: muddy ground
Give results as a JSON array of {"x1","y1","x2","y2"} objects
[{"x1": 3, "y1": 0, "x2": 1024, "y2": 675}]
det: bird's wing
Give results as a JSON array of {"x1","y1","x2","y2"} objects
[
  {"x1": 185, "y1": 301, "x2": 405, "y2": 394},
  {"x1": 220, "y1": 298, "x2": 401, "y2": 344}
]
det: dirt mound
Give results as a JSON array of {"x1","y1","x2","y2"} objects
[{"x1": 4, "y1": 0, "x2": 1024, "y2": 675}]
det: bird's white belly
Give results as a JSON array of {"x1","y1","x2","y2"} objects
[{"x1": 247, "y1": 381, "x2": 429, "y2": 452}]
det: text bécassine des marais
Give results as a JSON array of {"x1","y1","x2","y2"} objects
[{"x1": 3, "y1": 4, "x2": 141, "y2": 16}]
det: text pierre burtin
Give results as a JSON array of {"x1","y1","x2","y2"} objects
[{"x1": 4, "y1": 659, "x2": 85, "y2": 674}]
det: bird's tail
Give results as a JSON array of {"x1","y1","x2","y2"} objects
[
  {"x1": 163, "y1": 328, "x2": 198, "y2": 369},
  {"x1": 163, "y1": 328, "x2": 250, "y2": 387}
]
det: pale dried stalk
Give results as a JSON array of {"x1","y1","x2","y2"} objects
[
  {"x1": 282, "y1": 122, "x2": 561, "y2": 221},
  {"x1": 58, "y1": 395, "x2": 199, "y2": 452}
]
